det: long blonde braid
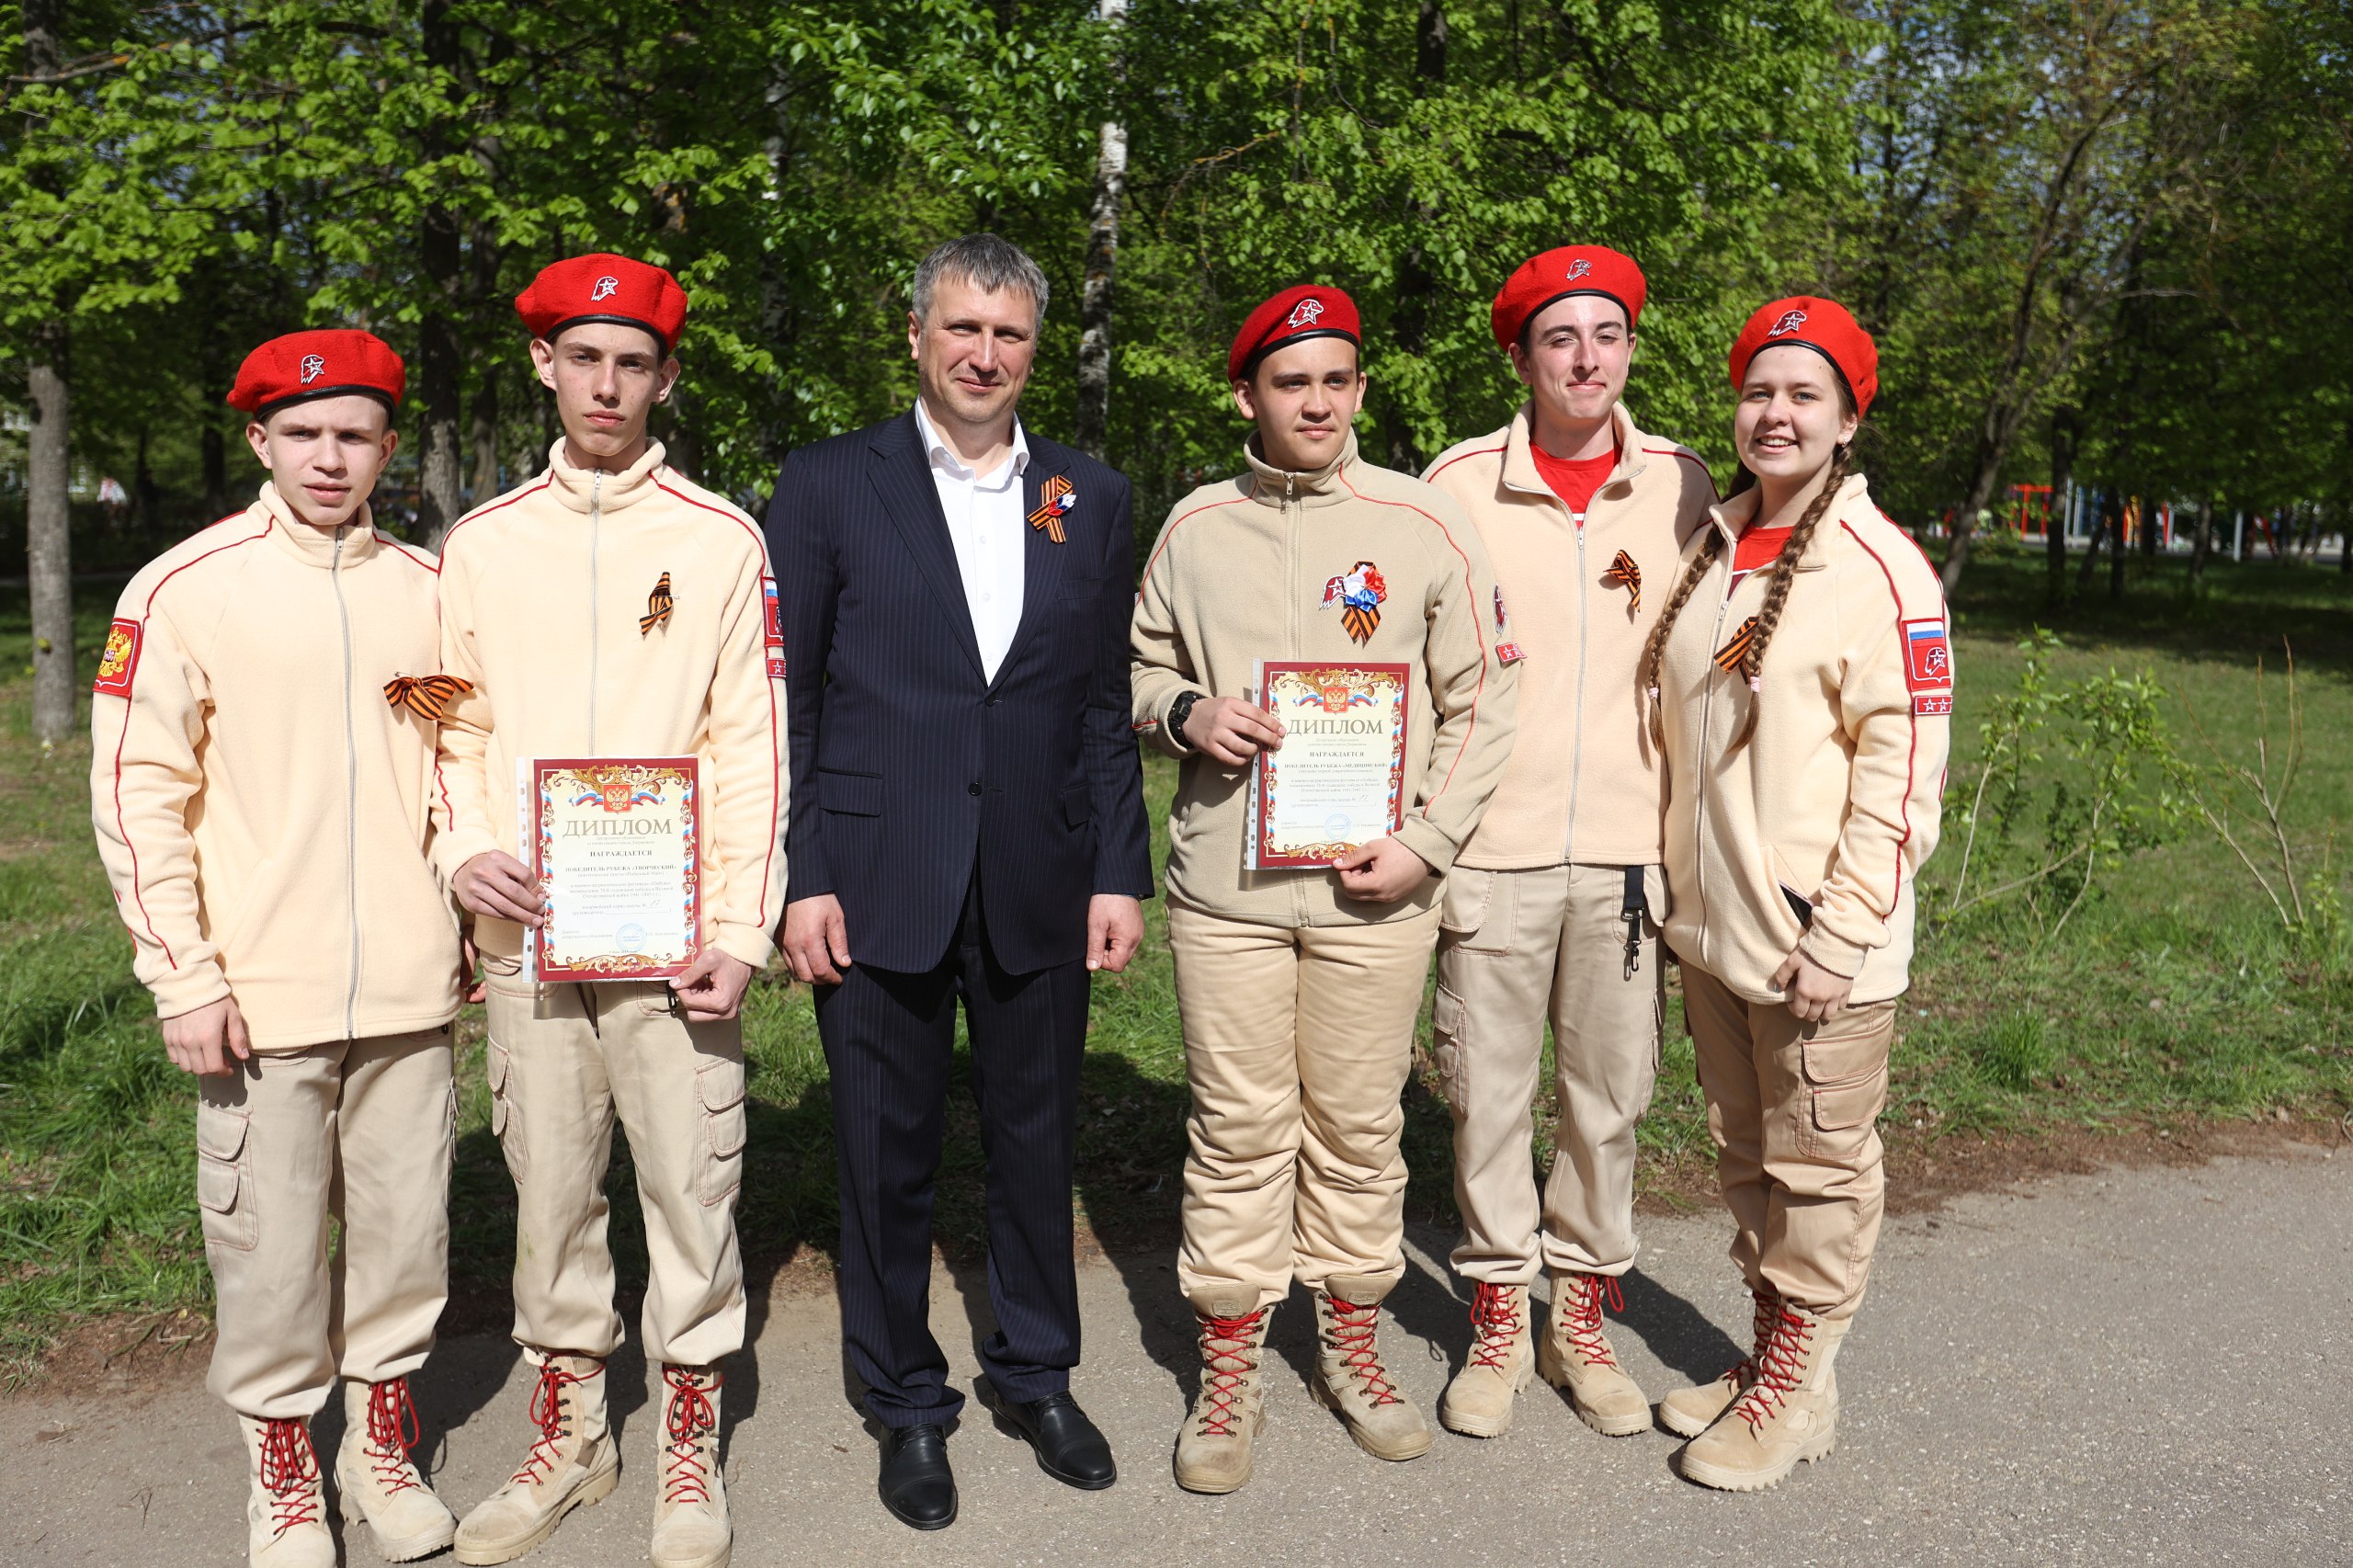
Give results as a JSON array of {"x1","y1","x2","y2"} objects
[
  {"x1": 1641, "y1": 528, "x2": 1726, "y2": 752},
  {"x1": 1728, "y1": 440, "x2": 1852, "y2": 747}
]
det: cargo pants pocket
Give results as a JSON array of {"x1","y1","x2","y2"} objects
[
  {"x1": 1797, "y1": 1012, "x2": 1892, "y2": 1157},
  {"x1": 696, "y1": 1056, "x2": 748, "y2": 1206},
  {"x1": 485, "y1": 1040, "x2": 528, "y2": 1182},
  {"x1": 1438, "y1": 868, "x2": 1515, "y2": 956},
  {"x1": 194, "y1": 1101, "x2": 257, "y2": 1252}
]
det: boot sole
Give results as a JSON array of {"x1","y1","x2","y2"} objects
[
  {"x1": 1677, "y1": 1427, "x2": 1837, "y2": 1493},
  {"x1": 1311, "y1": 1376, "x2": 1433, "y2": 1461},
  {"x1": 650, "y1": 1538, "x2": 732, "y2": 1568},
  {"x1": 452, "y1": 1459, "x2": 621, "y2": 1566}
]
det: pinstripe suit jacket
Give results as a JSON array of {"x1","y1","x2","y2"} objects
[{"x1": 764, "y1": 409, "x2": 1154, "y2": 975}]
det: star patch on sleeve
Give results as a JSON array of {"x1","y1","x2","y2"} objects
[{"x1": 1901, "y1": 616, "x2": 1953, "y2": 716}]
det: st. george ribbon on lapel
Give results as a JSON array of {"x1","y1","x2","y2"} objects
[{"x1": 1027, "y1": 473, "x2": 1076, "y2": 543}]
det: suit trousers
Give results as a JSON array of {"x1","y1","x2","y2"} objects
[
  {"x1": 1169, "y1": 901, "x2": 1443, "y2": 1312},
  {"x1": 1433, "y1": 864, "x2": 1664, "y2": 1285},
  {"x1": 1682, "y1": 962, "x2": 1896, "y2": 1321},
  {"x1": 197, "y1": 1027, "x2": 455, "y2": 1420},
  {"x1": 483, "y1": 977, "x2": 748, "y2": 1366},
  {"x1": 816, "y1": 881, "x2": 1091, "y2": 1427}
]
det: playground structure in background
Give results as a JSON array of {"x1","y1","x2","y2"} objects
[{"x1": 1988, "y1": 483, "x2": 2338, "y2": 563}]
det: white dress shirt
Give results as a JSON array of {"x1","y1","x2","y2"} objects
[{"x1": 915, "y1": 399, "x2": 1029, "y2": 682}]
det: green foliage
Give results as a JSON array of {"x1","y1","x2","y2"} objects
[{"x1": 1938, "y1": 629, "x2": 2187, "y2": 935}]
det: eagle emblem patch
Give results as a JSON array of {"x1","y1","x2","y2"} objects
[{"x1": 94, "y1": 619, "x2": 142, "y2": 697}]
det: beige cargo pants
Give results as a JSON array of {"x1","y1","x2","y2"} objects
[
  {"x1": 1682, "y1": 962, "x2": 1896, "y2": 1320},
  {"x1": 1168, "y1": 901, "x2": 1443, "y2": 1311},
  {"x1": 197, "y1": 1026, "x2": 456, "y2": 1420},
  {"x1": 1433, "y1": 864, "x2": 1664, "y2": 1285},
  {"x1": 483, "y1": 977, "x2": 747, "y2": 1366}
]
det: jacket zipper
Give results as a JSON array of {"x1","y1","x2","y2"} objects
[
  {"x1": 330, "y1": 526, "x2": 360, "y2": 1039},
  {"x1": 587, "y1": 471, "x2": 602, "y2": 753},
  {"x1": 1283, "y1": 469, "x2": 1304, "y2": 927},
  {"x1": 1564, "y1": 513, "x2": 1589, "y2": 862}
]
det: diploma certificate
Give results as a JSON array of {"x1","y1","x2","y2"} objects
[
  {"x1": 522, "y1": 756, "x2": 701, "y2": 983},
  {"x1": 1247, "y1": 661, "x2": 1411, "y2": 869}
]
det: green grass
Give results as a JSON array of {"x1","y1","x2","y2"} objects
[{"x1": 2, "y1": 546, "x2": 2348, "y2": 1381}]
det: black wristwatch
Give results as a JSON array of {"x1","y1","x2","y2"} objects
[{"x1": 1167, "y1": 690, "x2": 1204, "y2": 752}]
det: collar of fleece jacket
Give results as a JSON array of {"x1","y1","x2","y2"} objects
[
  {"x1": 540, "y1": 437, "x2": 669, "y2": 515},
  {"x1": 256, "y1": 483, "x2": 387, "y2": 569},
  {"x1": 1241, "y1": 429, "x2": 1360, "y2": 509}
]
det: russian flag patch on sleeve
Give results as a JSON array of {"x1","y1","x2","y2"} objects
[
  {"x1": 94, "y1": 618, "x2": 142, "y2": 697},
  {"x1": 1902, "y1": 617, "x2": 1952, "y2": 715},
  {"x1": 761, "y1": 578, "x2": 786, "y2": 679}
]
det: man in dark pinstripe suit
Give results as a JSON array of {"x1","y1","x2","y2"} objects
[{"x1": 763, "y1": 234, "x2": 1154, "y2": 1531}]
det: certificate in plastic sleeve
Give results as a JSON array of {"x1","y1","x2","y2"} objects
[
  {"x1": 523, "y1": 756, "x2": 701, "y2": 983},
  {"x1": 1246, "y1": 661, "x2": 1410, "y2": 869}
]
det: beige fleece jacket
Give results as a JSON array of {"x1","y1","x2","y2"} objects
[
  {"x1": 1422, "y1": 402, "x2": 1715, "y2": 870},
  {"x1": 435, "y1": 440, "x2": 787, "y2": 970},
  {"x1": 90, "y1": 485, "x2": 461, "y2": 1049},
  {"x1": 1130, "y1": 431, "x2": 1518, "y2": 927},
  {"x1": 1655, "y1": 472, "x2": 1951, "y2": 1005}
]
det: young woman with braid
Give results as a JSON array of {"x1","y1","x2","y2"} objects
[{"x1": 1643, "y1": 297, "x2": 1951, "y2": 1493}]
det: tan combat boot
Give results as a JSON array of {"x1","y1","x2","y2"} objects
[
  {"x1": 336, "y1": 1377, "x2": 459, "y2": 1561},
  {"x1": 1537, "y1": 1270, "x2": 1650, "y2": 1436},
  {"x1": 1438, "y1": 1281, "x2": 1533, "y2": 1438},
  {"x1": 454, "y1": 1353, "x2": 620, "y2": 1565},
  {"x1": 1659, "y1": 1283, "x2": 1779, "y2": 1438},
  {"x1": 650, "y1": 1364, "x2": 731, "y2": 1568},
  {"x1": 237, "y1": 1415, "x2": 335, "y2": 1568},
  {"x1": 1172, "y1": 1290, "x2": 1273, "y2": 1494},
  {"x1": 1310, "y1": 1274, "x2": 1433, "y2": 1462},
  {"x1": 1677, "y1": 1301, "x2": 1847, "y2": 1492}
]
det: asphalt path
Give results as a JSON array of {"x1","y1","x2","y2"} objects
[{"x1": 5, "y1": 1148, "x2": 2347, "y2": 1566}]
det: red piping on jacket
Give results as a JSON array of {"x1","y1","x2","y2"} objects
[{"x1": 1839, "y1": 517, "x2": 1924, "y2": 916}]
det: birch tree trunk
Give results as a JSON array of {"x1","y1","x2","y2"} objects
[
  {"x1": 23, "y1": 0, "x2": 74, "y2": 748},
  {"x1": 1074, "y1": 0, "x2": 1128, "y2": 464}
]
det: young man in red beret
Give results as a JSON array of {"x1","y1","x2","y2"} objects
[
  {"x1": 435, "y1": 255, "x2": 785, "y2": 1568},
  {"x1": 1419, "y1": 245, "x2": 1717, "y2": 1440},
  {"x1": 91, "y1": 330, "x2": 465, "y2": 1568},
  {"x1": 1131, "y1": 285, "x2": 1517, "y2": 1492}
]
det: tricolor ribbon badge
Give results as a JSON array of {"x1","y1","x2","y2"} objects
[
  {"x1": 641, "y1": 571, "x2": 674, "y2": 634},
  {"x1": 1028, "y1": 474, "x2": 1076, "y2": 543},
  {"x1": 383, "y1": 672, "x2": 473, "y2": 722},
  {"x1": 1713, "y1": 615, "x2": 1760, "y2": 673},
  {"x1": 1605, "y1": 549, "x2": 1643, "y2": 615},
  {"x1": 1321, "y1": 560, "x2": 1387, "y2": 645}
]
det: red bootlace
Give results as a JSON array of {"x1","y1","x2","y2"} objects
[
  {"x1": 256, "y1": 1418, "x2": 322, "y2": 1534},
  {"x1": 363, "y1": 1378, "x2": 425, "y2": 1496},
  {"x1": 1196, "y1": 1308, "x2": 1267, "y2": 1437},
  {"x1": 512, "y1": 1358, "x2": 602, "y2": 1485},
  {"x1": 1326, "y1": 1296, "x2": 1403, "y2": 1406},
  {"x1": 661, "y1": 1365, "x2": 722, "y2": 1506},
  {"x1": 1732, "y1": 1304, "x2": 1815, "y2": 1431},
  {"x1": 1716, "y1": 1284, "x2": 1780, "y2": 1392},
  {"x1": 1466, "y1": 1282, "x2": 1524, "y2": 1371},
  {"x1": 1558, "y1": 1273, "x2": 1625, "y2": 1370}
]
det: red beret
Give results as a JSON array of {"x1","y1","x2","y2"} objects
[
  {"x1": 515, "y1": 253, "x2": 688, "y2": 353},
  {"x1": 1490, "y1": 245, "x2": 1646, "y2": 348},
  {"x1": 1227, "y1": 285, "x2": 1361, "y2": 383},
  {"x1": 226, "y1": 329, "x2": 404, "y2": 418},
  {"x1": 1729, "y1": 296, "x2": 1879, "y2": 416}
]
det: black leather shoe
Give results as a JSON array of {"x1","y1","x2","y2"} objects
[
  {"x1": 879, "y1": 1424, "x2": 957, "y2": 1530},
  {"x1": 998, "y1": 1392, "x2": 1118, "y2": 1490}
]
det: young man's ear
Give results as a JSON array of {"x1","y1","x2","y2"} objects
[
  {"x1": 1232, "y1": 378, "x2": 1258, "y2": 422},
  {"x1": 244, "y1": 420, "x2": 273, "y2": 468},
  {"x1": 529, "y1": 336, "x2": 558, "y2": 391}
]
